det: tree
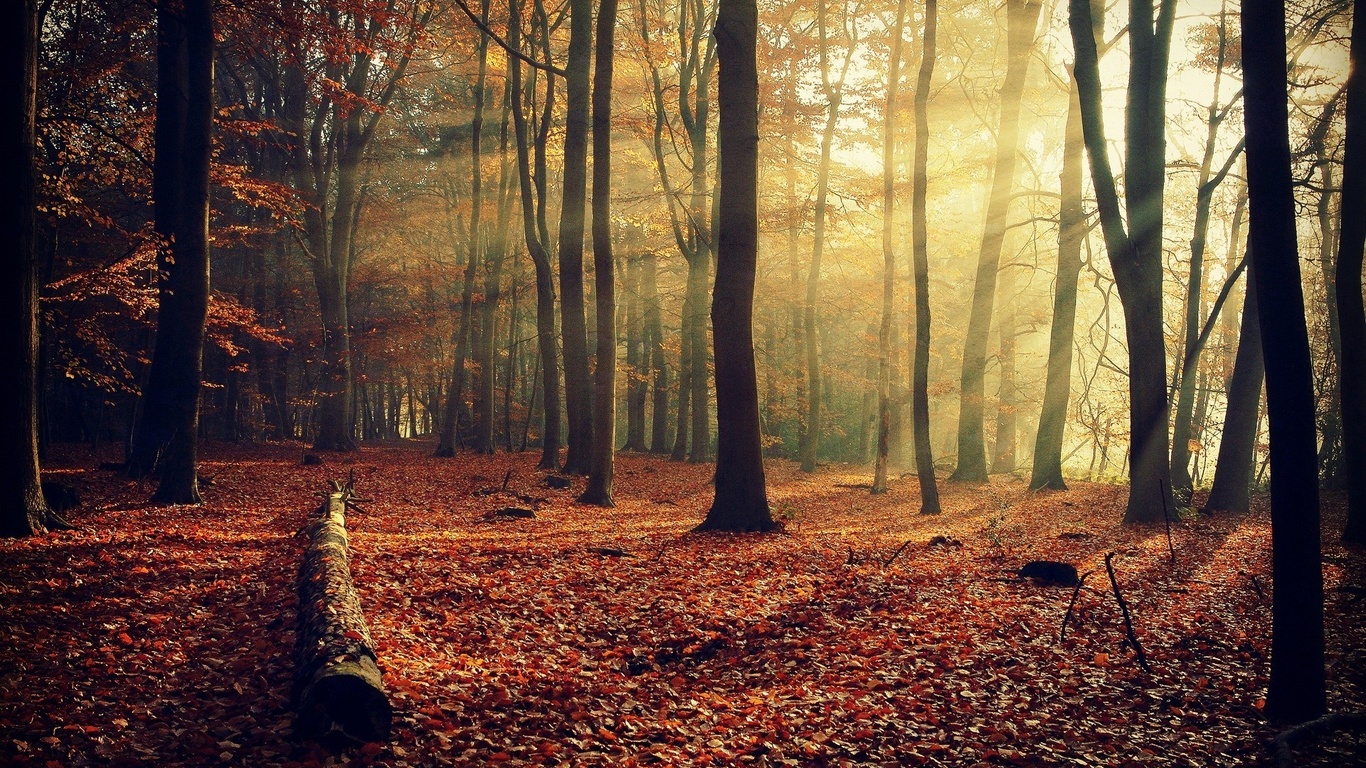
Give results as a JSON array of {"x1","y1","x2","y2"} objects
[
  {"x1": 909, "y1": 0, "x2": 942, "y2": 515},
  {"x1": 2, "y1": 0, "x2": 70, "y2": 537},
  {"x1": 507, "y1": 0, "x2": 563, "y2": 470},
  {"x1": 1030, "y1": 68, "x2": 1086, "y2": 491},
  {"x1": 1242, "y1": 0, "x2": 1325, "y2": 724},
  {"x1": 1203, "y1": 265, "x2": 1263, "y2": 513},
  {"x1": 873, "y1": 0, "x2": 910, "y2": 495},
  {"x1": 558, "y1": 0, "x2": 594, "y2": 475},
  {"x1": 695, "y1": 0, "x2": 777, "y2": 533},
  {"x1": 1338, "y1": 0, "x2": 1366, "y2": 544},
  {"x1": 126, "y1": 0, "x2": 213, "y2": 505},
  {"x1": 579, "y1": 0, "x2": 619, "y2": 506},
  {"x1": 1068, "y1": 0, "x2": 1177, "y2": 524},
  {"x1": 951, "y1": 0, "x2": 1042, "y2": 482}
]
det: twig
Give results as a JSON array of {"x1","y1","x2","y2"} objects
[
  {"x1": 653, "y1": 541, "x2": 670, "y2": 562},
  {"x1": 1104, "y1": 552, "x2": 1151, "y2": 672},
  {"x1": 1248, "y1": 573, "x2": 1266, "y2": 600},
  {"x1": 1268, "y1": 713, "x2": 1366, "y2": 768},
  {"x1": 1159, "y1": 477, "x2": 1175, "y2": 564},
  {"x1": 502, "y1": 469, "x2": 514, "y2": 491},
  {"x1": 1059, "y1": 570, "x2": 1095, "y2": 642},
  {"x1": 883, "y1": 540, "x2": 914, "y2": 567}
]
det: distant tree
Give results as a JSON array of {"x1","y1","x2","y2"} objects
[
  {"x1": 1242, "y1": 0, "x2": 1326, "y2": 724},
  {"x1": 1338, "y1": 0, "x2": 1366, "y2": 544},
  {"x1": 909, "y1": 0, "x2": 942, "y2": 515},
  {"x1": 1069, "y1": 0, "x2": 1177, "y2": 524},
  {"x1": 126, "y1": 0, "x2": 214, "y2": 505},
  {"x1": 558, "y1": 0, "x2": 594, "y2": 475},
  {"x1": 580, "y1": 0, "x2": 619, "y2": 506},
  {"x1": 951, "y1": 0, "x2": 1042, "y2": 482},
  {"x1": 873, "y1": 0, "x2": 910, "y2": 495},
  {"x1": 696, "y1": 0, "x2": 777, "y2": 533},
  {"x1": 2, "y1": 0, "x2": 70, "y2": 537}
]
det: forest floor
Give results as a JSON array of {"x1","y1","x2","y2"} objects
[{"x1": 2, "y1": 441, "x2": 1364, "y2": 768}]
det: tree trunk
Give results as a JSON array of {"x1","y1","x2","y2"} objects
[
  {"x1": 991, "y1": 266, "x2": 1019, "y2": 473},
  {"x1": 696, "y1": 0, "x2": 777, "y2": 533},
  {"x1": 624, "y1": 253, "x2": 647, "y2": 451},
  {"x1": 910, "y1": 0, "x2": 942, "y2": 514},
  {"x1": 1242, "y1": 0, "x2": 1326, "y2": 723},
  {"x1": 645, "y1": 251, "x2": 670, "y2": 453},
  {"x1": 1069, "y1": 0, "x2": 1177, "y2": 524},
  {"x1": 1204, "y1": 265, "x2": 1263, "y2": 513},
  {"x1": 474, "y1": 98, "x2": 514, "y2": 455},
  {"x1": 2, "y1": 0, "x2": 68, "y2": 537},
  {"x1": 508, "y1": 0, "x2": 561, "y2": 469},
  {"x1": 559, "y1": 0, "x2": 594, "y2": 475},
  {"x1": 1338, "y1": 0, "x2": 1366, "y2": 543},
  {"x1": 872, "y1": 0, "x2": 909, "y2": 495},
  {"x1": 579, "y1": 0, "x2": 618, "y2": 507},
  {"x1": 951, "y1": 0, "x2": 1041, "y2": 481},
  {"x1": 1030, "y1": 71, "x2": 1085, "y2": 491}
]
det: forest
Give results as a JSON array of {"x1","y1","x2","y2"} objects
[{"x1": 2, "y1": 0, "x2": 1364, "y2": 764}]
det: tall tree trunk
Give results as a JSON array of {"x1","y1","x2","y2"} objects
[
  {"x1": 910, "y1": 0, "x2": 942, "y2": 514},
  {"x1": 580, "y1": 0, "x2": 618, "y2": 506},
  {"x1": 474, "y1": 98, "x2": 514, "y2": 454},
  {"x1": 696, "y1": 0, "x2": 777, "y2": 533},
  {"x1": 1030, "y1": 71, "x2": 1085, "y2": 491},
  {"x1": 645, "y1": 251, "x2": 670, "y2": 452},
  {"x1": 508, "y1": 0, "x2": 561, "y2": 469},
  {"x1": 559, "y1": 0, "x2": 594, "y2": 474},
  {"x1": 1242, "y1": 0, "x2": 1325, "y2": 724},
  {"x1": 1069, "y1": 0, "x2": 1177, "y2": 524},
  {"x1": 2, "y1": 0, "x2": 68, "y2": 536},
  {"x1": 991, "y1": 265, "x2": 1018, "y2": 473},
  {"x1": 127, "y1": 0, "x2": 213, "y2": 504},
  {"x1": 1340, "y1": 0, "x2": 1366, "y2": 543},
  {"x1": 625, "y1": 253, "x2": 647, "y2": 451},
  {"x1": 1204, "y1": 266, "x2": 1263, "y2": 513},
  {"x1": 873, "y1": 0, "x2": 910, "y2": 494}
]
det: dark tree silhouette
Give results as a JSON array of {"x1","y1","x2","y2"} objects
[
  {"x1": 126, "y1": 0, "x2": 213, "y2": 504},
  {"x1": 1338, "y1": 0, "x2": 1366, "y2": 544},
  {"x1": 2, "y1": 0, "x2": 70, "y2": 537},
  {"x1": 558, "y1": 0, "x2": 594, "y2": 475},
  {"x1": 909, "y1": 0, "x2": 942, "y2": 515},
  {"x1": 696, "y1": 0, "x2": 778, "y2": 533},
  {"x1": 1242, "y1": 0, "x2": 1326, "y2": 724},
  {"x1": 1203, "y1": 266, "x2": 1264, "y2": 514}
]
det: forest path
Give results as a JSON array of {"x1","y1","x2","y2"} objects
[{"x1": 2, "y1": 441, "x2": 1362, "y2": 766}]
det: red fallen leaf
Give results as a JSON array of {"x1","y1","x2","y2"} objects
[
  {"x1": 343, "y1": 629, "x2": 364, "y2": 642},
  {"x1": 117, "y1": 632, "x2": 134, "y2": 646}
]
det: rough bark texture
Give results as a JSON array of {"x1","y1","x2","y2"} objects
[
  {"x1": 910, "y1": 0, "x2": 942, "y2": 515},
  {"x1": 1338, "y1": 0, "x2": 1366, "y2": 543},
  {"x1": 2, "y1": 0, "x2": 69, "y2": 537},
  {"x1": 294, "y1": 484, "x2": 391, "y2": 742},
  {"x1": 579, "y1": 0, "x2": 618, "y2": 507},
  {"x1": 1204, "y1": 266, "x2": 1263, "y2": 513},
  {"x1": 1030, "y1": 71, "x2": 1085, "y2": 491},
  {"x1": 558, "y1": 0, "x2": 594, "y2": 475},
  {"x1": 696, "y1": 0, "x2": 777, "y2": 533},
  {"x1": 951, "y1": 0, "x2": 1041, "y2": 482},
  {"x1": 1242, "y1": 0, "x2": 1326, "y2": 724}
]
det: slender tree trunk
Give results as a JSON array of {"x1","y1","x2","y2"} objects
[
  {"x1": 873, "y1": 0, "x2": 909, "y2": 494},
  {"x1": 559, "y1": 0, "x2": 594, "y2": 474},
  {"x1": 991, "y1": 266, "x2": 1018, "y2": 473},
  {"x1": 580, "y1": 0, "x2": 618, "y2": 506},
  {"x1": 1030, "y1": 71, "x2": 1085, "y2": 491},
  {"x1": 2, "y1": 0, "x2": 69, "y2": 536},
  {"x1": 1069, "y1": 0, "x2": 1177, "y2": 524},
  {"x1": 952, "y1": 0, "x2": 1041, "y2": 481},
  {"x1": 645, "y1": 251, "x2": 670, "y2": 452},
  {"x1": 1337, "y1": 0, "x2": 1366, "y2": 543},
  {"x1": 910, "y1": 0, "x2": 942, "y2": 514},
  {"x1": 697, "y1": 0, "x2": 776, "y2": 533},
  {"x1": 474, "y1": 99, "x2": 514, "y2": 454},
  {"x1": 624, "y1": 253, "x2": 646, "y2": 450},
  {"x1": 508, "y1": 0, "x2": 561, "y2": 469},
  {"x1": 1242, "y1": 0, "x2": 1325, "y2": 723},
  {"x1": 1204, "y1": 265, "x2": 1263, "y2": 513}
]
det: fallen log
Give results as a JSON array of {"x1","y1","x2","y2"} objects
[{"x1": 294, "y1": 480, "x2": 390, "y2": 743}]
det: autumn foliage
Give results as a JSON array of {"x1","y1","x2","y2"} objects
[{"x1": 2, "y1": 442, "x2": 1362, "y2": 766}]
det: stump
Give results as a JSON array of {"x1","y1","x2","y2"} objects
[{"x1": 294, "y1": 481, "x2": 391, "y2": 743}]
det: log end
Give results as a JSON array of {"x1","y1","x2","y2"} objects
[{"x1": 297, "y1": 658, "x2": 392, "y2": 743}]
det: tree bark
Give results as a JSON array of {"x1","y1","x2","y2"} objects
[
  {"x1": 1030, "y1": 70, "x2": 1085, "y2": 491},
  {"x1": 951, "y1": 0, "x2": 1041, "y2": 481},
  {"x1": 579, "y1": 0, "x2": 618, "y2": 507},
  {"x1": 1204, "y1": 265, "x2": 1263, "y2": 513},
  {"x1": 696, "y1": 0, "x2": 777, "y2": 533},
  {"x1": 559, "y1": 0, "x2": 594, "y2": 475},
  {"x1": 1242, "y1": 0, "x2": 1326, "y2": 724},
  {"x1": 910, "y1": 0, "x2": 942, "y2": 514},
  {"x1": 1338, "y1": 0, "x2": 1366, "y2": 543}
]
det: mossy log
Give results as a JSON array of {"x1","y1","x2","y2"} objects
[{"x1": 294, "y1": 481, "x2": 390, "y2": 743}]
